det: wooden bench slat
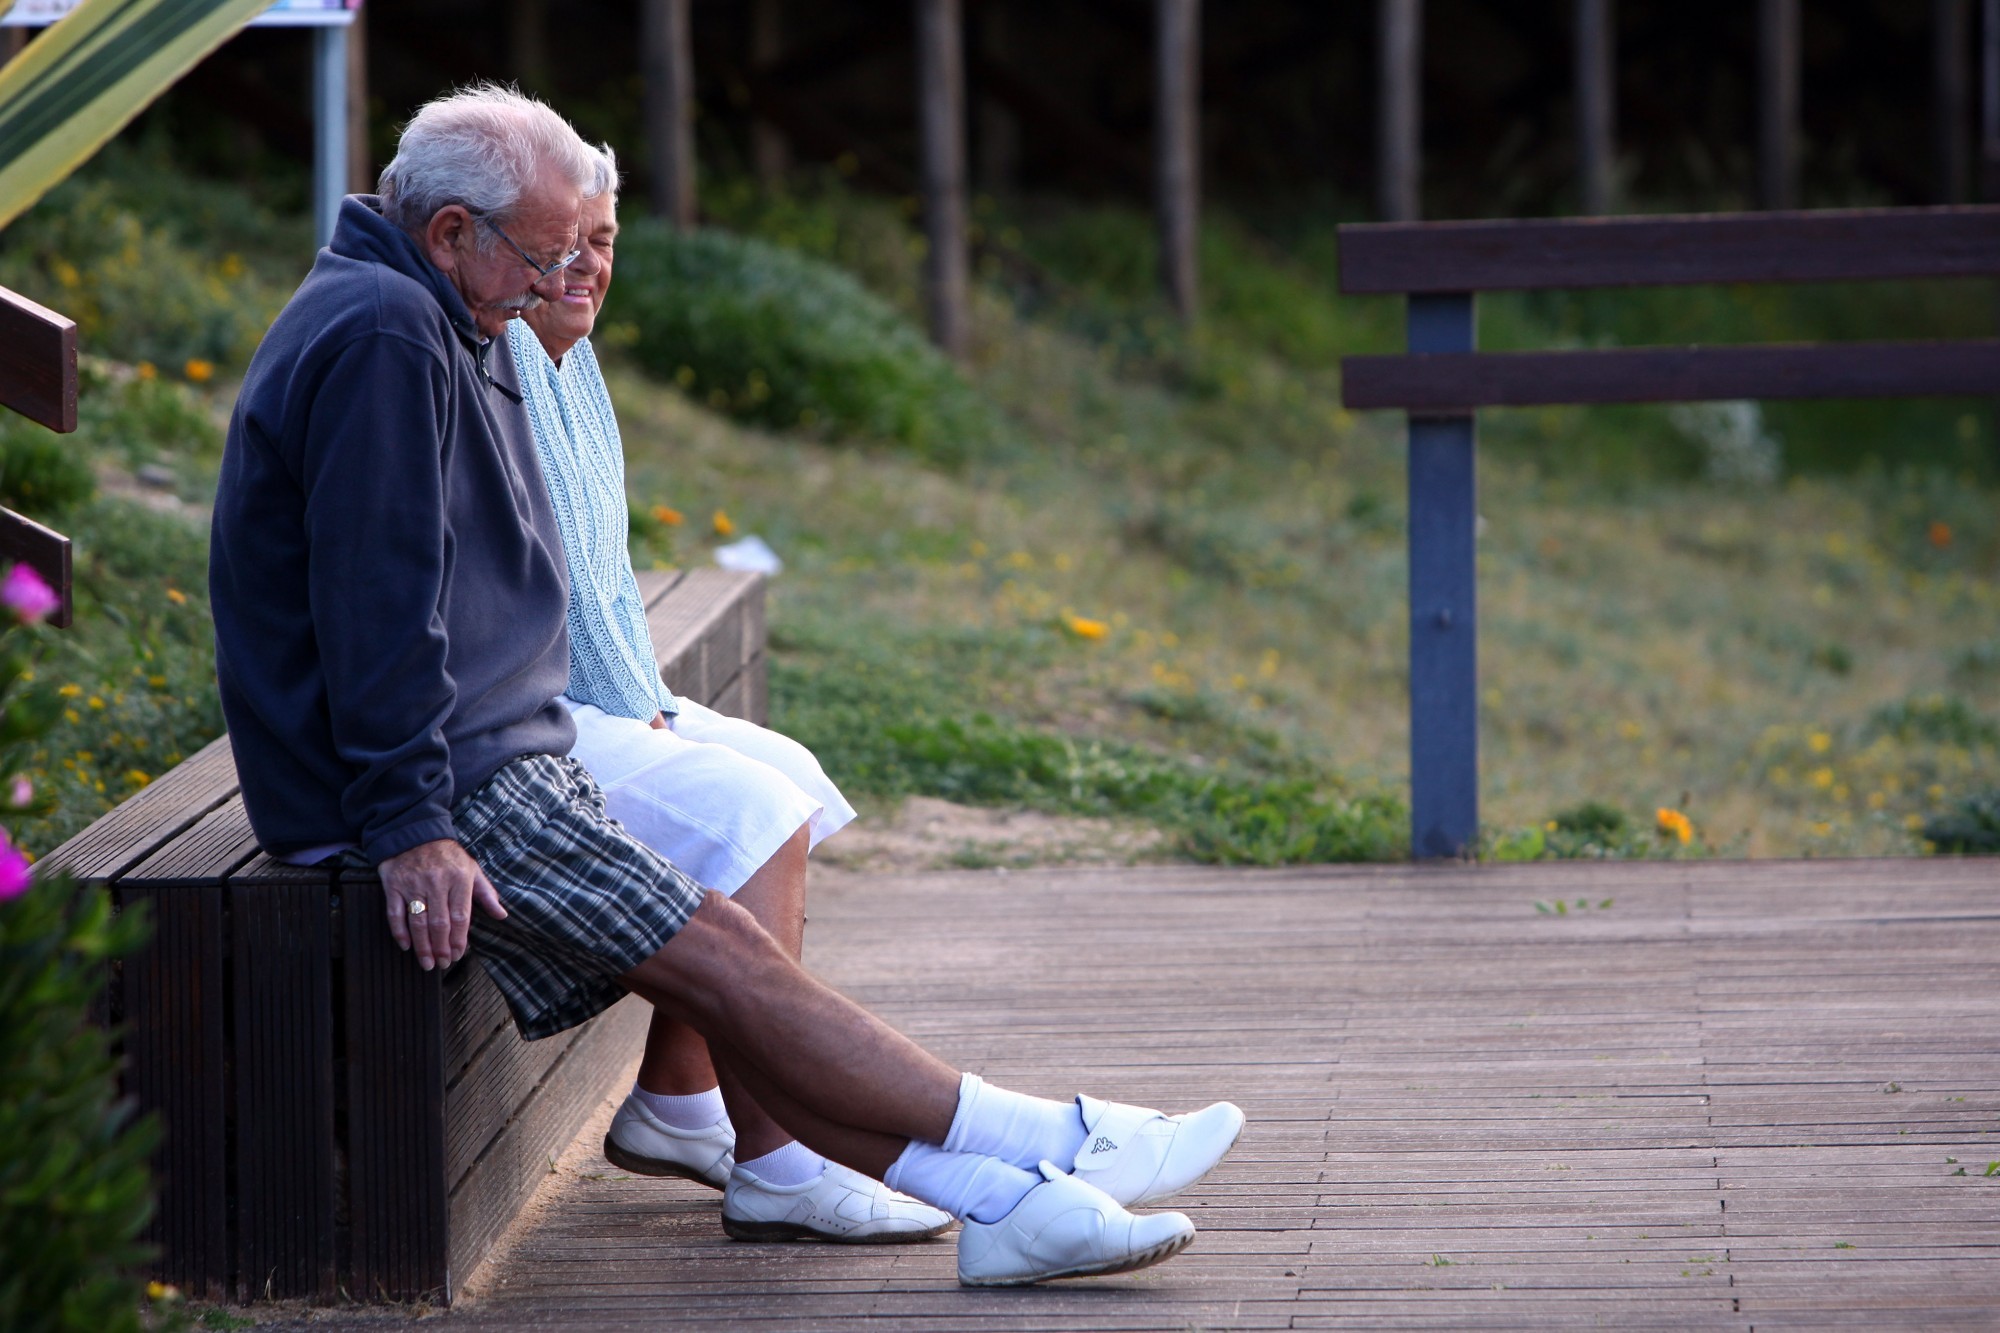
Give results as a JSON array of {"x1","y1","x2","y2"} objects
[
  {"x1": 231, "y1": 872, "x2": 337, "y2": 1301},
  {"x1": 646, "y1": 567, "x2": 761, "y2": 706},
  {"x1": 0, "y1": 508, "x2": 73, "y2": 628},
  {"x1": 118, "y1": 796, "x2": 261, "y2": 884},
  {"x1": 1342, "y1": 340, "x2": 2000, "y2": 412},
  {"x1": 1337, "y1": 205, "x2": 2000, "y2": 294},
  {"x1": 39, "y1": 734, "x2": 239, "y2": 882}
]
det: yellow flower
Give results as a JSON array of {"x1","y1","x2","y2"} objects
[
  {"x1": 1655, "y1": 807, "x2": 1693, "y2": 844},
  {"x1": 63, "y1": 709, "x2": 79, "y2": 724},
  {"x1": 1904, "y1": 813, "x2": 1926, "y2": 831},
  {"x1": 165, "y1": 588, "x2": 187, "y2": 605},
  {"x1": 126, "y1": 770, "x2": 151, "y2": 788},
  {"x1": 57, "y1": 683, "x2": 81, "y2": 698},
  {"x1": 1062, "y1": 613, "x2": 1108, "y2": 641},
  {"x1": 1807, "y1": 731, "x2": 1832, "y2": 753},
  {"x1": 87, "y1": 695, "x2": 104, "y2": 710},
  {"x1": 1810, "y1": 767, "x2": 1835, "y2": 789},
  {"x1": 184, "y1": 358, "x2": 215, "y2": 383},
  {"x1": 219, "y1": 253, "x2": 245, "y2": 278},
  {"x1": 1811, "y1": 820, "x2": 1834, "y2": 836},
  {"x1": 135, "y1": 361, "x2": 157, "y2": 381},
  {"x1": 651, "y1": 504, "x2": 684, "y2": 527},
  {"x1": 712, "y1": 510, "x2": 735, "y2": 537},
  {"x1": 146, "y1": 1280, "x2": 182, "y2": 1302}
]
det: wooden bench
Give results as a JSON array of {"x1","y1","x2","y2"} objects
[
  {"x1": 41, "y1": 567, "x2": 767, "y2": 1305},
  {"x1": 1335, "y1": 204, "x2": 2000, "y2": 858}
]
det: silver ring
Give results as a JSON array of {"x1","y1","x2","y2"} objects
[{"x1": 407, "y1": 900, "x2": 428, "y2": 917}]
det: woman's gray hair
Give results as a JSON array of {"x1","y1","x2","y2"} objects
[
  {"x1": 378, "y1": 83, "x2": 602, "y2": 238},
  {"x1": 588, "y1": 143, "x2": 620, "y2": 201}
]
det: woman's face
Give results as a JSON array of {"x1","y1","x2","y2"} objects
[{"x1": 525, "y1": 190, "x2": 616, "y2": 351}]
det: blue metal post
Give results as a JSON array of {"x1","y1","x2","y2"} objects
[
  {"x1": 1406, "y1": 292, "x2": 1478, "y2": 858},
  {"x1": 312, "y1": 24, "x2": 349, "y2": 251}
]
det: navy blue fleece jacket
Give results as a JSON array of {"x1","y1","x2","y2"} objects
[{"x1": 210, "y1": 195, "x2": 575, "y2": 864}]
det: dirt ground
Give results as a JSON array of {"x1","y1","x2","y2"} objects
[{"x1": 810, "y1": 795, "x2": 1171, "y2": 873}]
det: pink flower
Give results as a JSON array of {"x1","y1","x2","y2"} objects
[
  {"x1": 10, "y1": 777, "x2": 31, "y2": 808},
  {"x1": 0, "y1": 838, "x2": 29, "y2": 901},
  {"x1": 1, "y1": 565, "x2": 59, "y2": 624}
]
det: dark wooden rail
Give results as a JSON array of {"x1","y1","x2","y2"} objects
[{"x1": 1337, "y1": 205, "x2": 2000, "y2": 859}]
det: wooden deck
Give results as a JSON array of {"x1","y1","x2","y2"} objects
[{"x1": 356, "y1": 856, "x2": 1997, "y2": 1330}]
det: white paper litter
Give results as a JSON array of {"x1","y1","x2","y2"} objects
[{"x1": 713, "y1": 535, "x2": 783, "y2": 576}]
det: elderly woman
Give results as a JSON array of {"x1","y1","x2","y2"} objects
[{"x1": 507, "y1": 154, "x2": 945, "y2": 1244}]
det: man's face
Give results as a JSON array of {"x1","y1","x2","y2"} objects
[{"x1": 426, "y1": 164, "x2": 583, "y2": 340}]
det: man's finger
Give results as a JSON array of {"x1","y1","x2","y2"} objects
[
  {"x1": 473, "y1": 870, "x2": 508, "y2": 921},
  {"x1": 384, "y1": 890, "x2": 412, "y2": 951},
  {"x1": 425, "y1": 886, "x2": 455, "y2": 968}
]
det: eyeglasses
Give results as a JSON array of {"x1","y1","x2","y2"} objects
[{"x1": 472, "y1": 212, "x2": 581, "y2": 281}]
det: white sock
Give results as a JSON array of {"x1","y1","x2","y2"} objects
[
  {"x1": 885, "y1": 1140, "x2": 1039, "y2": 1223},
  {"x1": 735, "y1": 1140, "x2": 827, "y2": 1187},
  {"x1": 941, "y1": 1073, "x2": 1088, "y2": 1172},
  {"x1": 633, "y1": 1083, "x2": 729, "y2": 1132}
]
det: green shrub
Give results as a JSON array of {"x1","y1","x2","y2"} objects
[
  {"x1": 1922, "y1": 790, "x2": 2000, "y2": 854},
  {"x1": 0, "y1": 427, "x2": 97, "y2": 518},
  {"x1": 1864, "y1": 695, "x2": 2000, "y2": 749},
  {"x1": 0, "y1": 879, "x2": 158, "y2": 1333},
  {"x1": 0, "y1": 565, "x2": 159, "y2": 1333},
  {"x1": 612, "y1": 223, "x2": 1002, "y2": 464}
]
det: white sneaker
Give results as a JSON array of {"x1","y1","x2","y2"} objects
[
  {"x1": 1068, "y1": 1094, "x2": 1245, "y2": 1207},
  {"x1": 602, "y1": 1092, "x2": 735, "y2": 1190},
  {"x1": 722, "y1": 1161, "x2": 953, "y2": 1244},
  {"x1": 957, "y1": 1162, "x2": 1196, "y2": 1286}
]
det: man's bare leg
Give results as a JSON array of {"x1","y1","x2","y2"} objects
[
  {"x1": 633, "y1": 825, "x2": 809, "y2": 1160},
  {"x1": 622, "y1": 891, "x2": 961, "y2": 1146}
]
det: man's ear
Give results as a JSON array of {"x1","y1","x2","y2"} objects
[{"x1": 425, "y1": 206, "x2": 471, "y2": 273}]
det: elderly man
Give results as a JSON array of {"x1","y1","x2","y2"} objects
[{"x1": 210, "y1": 84, "x2": 1243, "y2": 1287}]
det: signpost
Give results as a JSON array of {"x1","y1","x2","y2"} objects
[{"x1": 1, "y1": 1, "x2": 364, "y2": 248}]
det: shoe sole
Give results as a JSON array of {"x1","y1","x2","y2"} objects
[
  {"x1": 722, "y1": 1214, "x2": 953, "y2": 1245},
  {"x1": 959, "y1": 1226, "x2": 1196, "y2": 1286},
  {"x1": 1128, "y1": 1103, "x2": 1248, "y2": 1208},
  {"x1": 602, "y1": 1133, "x2": 727, "y2": 1192}
]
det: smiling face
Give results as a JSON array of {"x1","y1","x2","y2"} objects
[
  {"x1": 522, "y1": 190, "x2": 617, "y2": 364},
  {"x1": 423, "y1": 162, "x2": 583, "y2": 340}
]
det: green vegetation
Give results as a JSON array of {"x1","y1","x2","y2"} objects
[
  {"x1": 2, "y1": 155, "x2": 1996, "y2": 864},
  {"x1": 0, "y1": 602, "x2": 161, "y2": 1333},
  {"x1": 612, "y1": 222, "x2": 1000, "y2": 465}
]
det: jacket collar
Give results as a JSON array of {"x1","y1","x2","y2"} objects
[{"x1": 330, "y1": 194, "x2": 524, "y2": 401}]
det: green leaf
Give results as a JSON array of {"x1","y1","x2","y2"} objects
[
  {"x1": 0, "y1": 0, "x2": 273, "y2": 231},
  {"x1": 1985, "y1": 1161, "x2": 1999, "y2": 1177}
]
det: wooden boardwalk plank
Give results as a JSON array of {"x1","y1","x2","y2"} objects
[{"x1": 264, "y1": 856, "x2": 2000, "y2": 1329}]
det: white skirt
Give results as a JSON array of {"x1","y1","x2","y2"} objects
[{"x1": 560, "y1": 696, "x2": 856, "y2": 895}]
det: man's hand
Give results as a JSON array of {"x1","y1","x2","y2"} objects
[{"x1": 378, "y1": 838, "x2": 508, "y2": 971}]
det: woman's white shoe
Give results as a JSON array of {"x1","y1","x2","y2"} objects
[
  {"x1": 956, "y1": 1162, "x2": 1196, "y2": 1287},
  {"x1": 722, "y1": 1161, "x2": 953, "y2": 1243}
]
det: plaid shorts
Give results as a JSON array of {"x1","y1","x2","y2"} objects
[{"x1": 456, "y1": 754, "x2": 709, "y2": 1041}]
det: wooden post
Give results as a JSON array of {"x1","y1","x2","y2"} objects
[
  {"x1": 749, "y1": 0, "x2": 790, "y2": 185},
  {"x1": 916, "y1": 0, "x2": 970, "y2": 360},
  {"x1": 1575, "y1": 0, "x2": 1615, "y2": 214},
  {"x1": 506, "y1": 0, "x2": 549, "y2": 92},
  {"x1": 312, "y1": 25, "x2": 349, "y2": 250},
  {"x1": 1938, "y1": 0, "x2": 1972, "y2": 203},
  {"x1": 347, "y1": 6, "x2": 371, "y2": 194},
  {"x1": 642, "y1": 0, "x2": 697, "y2": 230},
  {"x1": 1, "y1": 25, "x2": 27, "y2": 63},
  {"x1": 974, "y1": 0, "x2": 1021, "y2": 195},
  {"x1": 1757, "y1": 0, "x2": 1799, "y2": 210},
  {"x1": 1405, "y1": 293, "x2": 1478, "y2": 859},
  {"x1": 1156, "y1": 0, "x2": 1200, "y2": 321},
  {"x1": 1378, "y1": 0, "x2": 1422, "y2": 222},
  {"x1": 1985, "y1": 0, "x2": 2000, "y2": 198}
]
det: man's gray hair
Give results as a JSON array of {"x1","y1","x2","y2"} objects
[{"x1": 378, "y1": 83, "x2": 601, "y2": 237}]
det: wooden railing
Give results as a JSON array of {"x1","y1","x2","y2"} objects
[{"x1": 1337, "y1": 204, "x2": 2000, "y2": 858}]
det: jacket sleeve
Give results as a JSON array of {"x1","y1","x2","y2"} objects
[{"x1": 298, "y1": 331, "x2": 462, "y2": 863}]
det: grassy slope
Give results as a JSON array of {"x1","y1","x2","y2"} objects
[{"x1": 4, "y1": 159, "x2": 1995, "y2": 860}]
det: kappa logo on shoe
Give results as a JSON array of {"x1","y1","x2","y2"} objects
[{"x1": 1088, "y1": 1136, "x2": 1118, "y2": 1155}]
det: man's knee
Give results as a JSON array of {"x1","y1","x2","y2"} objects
[{"x1": 624, "y1": 888, "x2": 789, "y2": 1021}]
